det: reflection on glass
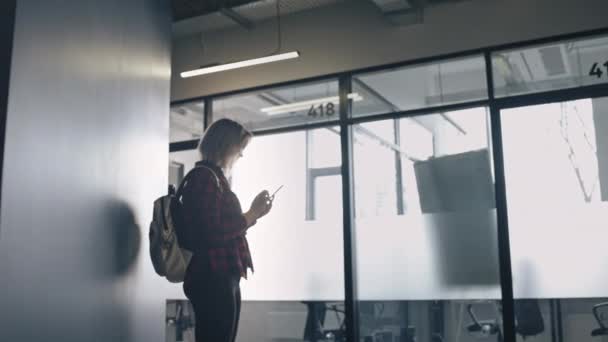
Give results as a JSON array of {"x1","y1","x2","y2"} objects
[
  {"x1": 352, "y1": 55, "x2": 488, "y2": 117},
  {"x1": 213, "y1": 80, "x2": 348, "y2": 131},
  {"x1": 501, "y1": 97, "x2": 608, "y2": 341},
  {"x1": 353, "y1": 107, "x2": 504, "y2": 342},
  {"x1": 492, "y1": 35, "x2": 608, "y2": 97},
  {"x1": 170, "y1": 102, "x2": 204, "y2": 142}
]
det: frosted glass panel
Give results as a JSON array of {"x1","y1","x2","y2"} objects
[
  {"x1": 355, "y1": 212, "x2": 500, "y2": 300},
  {"x1": 231, "y1": 128, "x2": 344, "y2": 301},
  {"x1": 353, "y1": 108, "x2": 504, "y2": 342},
  {"x1": 354, "y1": 108, "x2": 501, "y2": 301},
  {"x1": 310, "y1": 128, "x2": 341, "y2": 168},
  {"x1": 502, "y1": 97, "x2": 608, "y2": 299}
]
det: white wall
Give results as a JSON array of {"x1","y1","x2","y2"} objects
[
  {"x1": 171, "y1": 0, "x2": 608, "y2": 101},
  {"x1": 0, "y1": 1, "x2": 179, "y2": 341}
]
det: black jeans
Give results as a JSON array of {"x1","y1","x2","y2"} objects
[{"x1": 183, "y1": 258, "x2": 242, "y2": 342}]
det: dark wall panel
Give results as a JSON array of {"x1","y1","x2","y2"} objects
[
  {"x1": 0, "y1": 0, "x2": 173, "y2": 341},
  {"x1": 593, "y1": 98, "x2": 608, "y2": 201},
  {"x1": 0, "y1": 0, "x2": 16, "y2": 218}
]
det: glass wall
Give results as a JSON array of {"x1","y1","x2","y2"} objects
[
  {"x1": 213, "y1": 79, "x2": 344, "y2": 131},
  {"x1": 172, "y1": 126, "x2": 346, "y2": 341},
  {"x1": 501, "y1": 97, "x2": 608, "y2": 341},
  {"x1": 169, "y1": 149, "x2": 200, "y2": 186},
  {"x1": 170, "y1": 101, "x2": 204, "y2": 142},
  {"x1": 492, "y1": 35, "x2": 608, "y2": 98},
  {"x1": 168, "y1": 31, "x2": 608, "y2": 342},
  {"x1": 352, "y1": 55, "x2": 488, "y2": 117},
  {"x1": 232, "y1": 127, "x2": 345, "y2": 340},
  {"x1": 352, "y1": 108, "x2": 504, "y2": 342},
  {"x1": 229, "y1": 127, "x2": 344, "y2": 300}
]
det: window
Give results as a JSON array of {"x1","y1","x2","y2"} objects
[
  {"x1": 352, "y1": 55, "x2": 488, "y2": 117},
  {"x1": 168, "y1": 149, "x2": 200, "y2": 186},
  {"x1": 213, "y1": 79, "x2": 343, "y2": 131},
  {"x1": 169, "y1": 161, "x2": 184, "y2": 188},
  {"x1": 501, "y1": 97, "x2": 608, "y2": 341},
  {"x1": 306, "y1": 128, "x2": 342, "y2": 220},
  {"x1": 492, "y1": 35, "x2": 608, "y2": 97},
  {"x1": 168, "y1": 128, "x2": 346, "y2": 341},
  {"x1": 353, "y1": 107, "x2": 503, "y2": 342},
  {"x1": 229, "y1": 127, "x2": 344, "y2": 301},
  {"x1": 170, "y1": 101, "x2": 204, "y2": 142}
]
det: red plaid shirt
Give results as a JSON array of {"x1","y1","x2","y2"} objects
[{"x1": 180, "y1": 160, "x2": 254, "y2": 279}]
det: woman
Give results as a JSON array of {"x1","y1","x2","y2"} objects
[{"x1": 180, "y1": 118, "x2": 272, "y2": 342}]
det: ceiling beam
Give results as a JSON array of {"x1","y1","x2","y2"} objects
[
  {"x1": 368, "y1": 0, "x2": 414, "y2": 12},
  {"x1": 219, "y1": 7, "x2": 254, "y2": 30},
  {"x1": 367, "y1": 0, "x2": 425, "y2": 26},
  {"x1": 172, "y1": 0, "x2": 260, "y2": 22}
]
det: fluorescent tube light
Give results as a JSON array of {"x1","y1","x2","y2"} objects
[
  {"x1": 261, "y1": 93, "x2": 363, "y2": 115},
  {"x1": 180, "y1": 51, "x2": 300, "y2": 78}
]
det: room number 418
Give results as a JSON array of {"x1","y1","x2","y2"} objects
[
  {"x1": 589, "y1": 61, "x2": 608, "y2": 79},
  {"x1": 308, "y1": 102, "x2": 336, "y2": 117}
]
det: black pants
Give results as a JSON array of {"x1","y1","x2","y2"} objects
[{"x1": 183, "y1": 259, "x2": 242, "y2": 342}]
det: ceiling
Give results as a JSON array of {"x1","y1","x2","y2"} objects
[
  {"x1": 172, "y1": 0, "x2": 470, "y2": 38},
  {"x1": 172, "y1": 0, "x2": 345, "y2": 36}
]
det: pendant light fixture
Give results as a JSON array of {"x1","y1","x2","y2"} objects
[{"x1": 181, "y1": 0, "x2": 298, "y2": 78}]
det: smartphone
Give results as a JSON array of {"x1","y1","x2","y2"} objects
[{"x1": 270, "y1": 185, "x2": 284, "y2": 200}]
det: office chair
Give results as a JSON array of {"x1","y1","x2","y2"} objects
[
  {"x1": 303, "y1": 301, "x2": 346, "y2": 342},
  {"x1": 514, "y1": 299, "x2": 544, "y2": 338},
  {"x1": 591, "y1": 302, "x2": 608, "y2": 337},
  {"x1": 166, "y1": 302, "x2": 195, "y2": 342},
  {"x1": 466, "y1": 300, "x2": 545, "y2": 341},
  {"x1": 466, "y1": 303, "x2": 502, "y2": 340}
]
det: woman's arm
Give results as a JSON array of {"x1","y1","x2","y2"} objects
[{"x1": 243, "y1": 211, "x2": 258, "y2": 228}]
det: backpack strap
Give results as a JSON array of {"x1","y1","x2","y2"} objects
[{"x1": 175, "y1": 165, "x2": 222, "y2": 199}]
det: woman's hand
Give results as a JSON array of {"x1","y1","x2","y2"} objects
[{"x1": 249, "y1": 190, "x2": 273, "y2": 219}]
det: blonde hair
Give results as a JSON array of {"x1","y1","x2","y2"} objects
[{"x1": 198, "y1": 118, "x2": 252, "y2": 165}]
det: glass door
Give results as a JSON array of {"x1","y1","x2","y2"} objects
[{"x1": 499, "y1": 96, "x2": 608, "y2": 342}]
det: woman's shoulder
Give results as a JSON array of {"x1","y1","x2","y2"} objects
[
  {"x1": 189, "y1": 166, "x2": 220, "y2": 186},
  {"x1": 191, "y1": 165, "x2": 236, "y2": 195}
]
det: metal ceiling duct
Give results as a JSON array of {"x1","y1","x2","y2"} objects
[
  {"x1": 369, "y1": 0, "x2": 416, "y2": 12},
  {"x1": 370, "y1": 0, "x2": 469, "y2": 26},
  {"x1": 172, "y1": 0, "x2": 261, "y2": 21},
  {"x1": 369, "y1": 0, "x2": 425, "y2": 26}
]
